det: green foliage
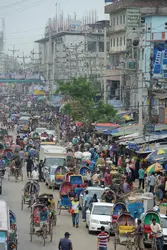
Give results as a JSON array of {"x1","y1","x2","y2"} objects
[{"x1": 57, "y1": 77, "x2": 117, "y2": 124}]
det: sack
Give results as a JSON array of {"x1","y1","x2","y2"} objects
[{"x1": 68, "y1": 209, "x2": 75, "y2": 214}]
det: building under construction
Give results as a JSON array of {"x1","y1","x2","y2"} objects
[{"x1": 0, "y1": 19, "x2": 5, "y2": 75}]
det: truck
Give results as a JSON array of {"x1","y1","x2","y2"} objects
[{"x1": 39, "y1": 145, "x2": 67, "y2": 188}]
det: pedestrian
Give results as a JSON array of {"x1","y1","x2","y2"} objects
[
  {"x1": 82, "y1": 190, "x2": 89, "y2": 222},
  {"x1": 134, "y1": 219, "x2": 144, "y2": 250},
  {"x1": 31, "y1": 167, "x2": 39, "y2": 181},
  {"x1": 149, "y1": 172, "x2": 155, "y2": 193},
  {"x1": 150, "y1": 218, "x2": 164, "y2": 250},
  {"x1": 26, "y1": 156, "x2": 34, "y2": 178},
  {"x1": 97, "y1": 226, "x2": 109, "y2": 250},
  {"x1": 38, "y1": 160, "x2": 44, "y2": 181},
  {"x1": 71, "y1": 196, "x2": 79, "y2": 228},
  {"x1": 138, "y1": 166, "x2": 145, "y2": 189},
  {"x1": 58, "y1": 232, "x2": 73, "y2": 250},
  {"x1": 86, "y1": 169, "x2": 92, "y2": 186}
]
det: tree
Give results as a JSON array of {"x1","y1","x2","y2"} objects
[{"x1": 57, "y1": 77, "x2": 117, "y2": 124}]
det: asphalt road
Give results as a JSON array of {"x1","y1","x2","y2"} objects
[
  {"x1": 0, "y1": 130, "x2": 124, "y2": 250},
  {"x1": 1, "y1": 171, "x2": 125, "y2": 250}
]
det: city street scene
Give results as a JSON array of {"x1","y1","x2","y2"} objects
[{"x1": 1, "y1": 0, "x2": 167, "y2": 250}]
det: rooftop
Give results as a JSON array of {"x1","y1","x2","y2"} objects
[
  {"x1": 35, "y1": 31, "x2": 104, "y2": 43},
  {"x1": 105, "y1": 0, "x2": 167, "y2": 14}
]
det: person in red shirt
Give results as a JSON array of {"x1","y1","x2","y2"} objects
[
  {"x1": 97, "y1": 226, "x2": 109, "y2": 250},
  {"x1": 104, "y1": 169, "x2": 112, "y2": 186}
]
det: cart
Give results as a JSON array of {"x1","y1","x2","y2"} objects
[
  {"x1": 21, "y1": 180, "x2": 40, "y2": 210},
  {"x1": 114, "y1": 212, "x2": 135, "y2": 250},
  {"x1": 37, "y1": 193, "x2": 57, "y2": 226},
  {"x1": 112, "y1": 200, "x2": 127, "y2": 230},
  {"x1": 30, "y1": 203, "x2": 53, "y2": 246},
  {"x1": 57, "y1": 182, "x2": 72, "y2": 215}
]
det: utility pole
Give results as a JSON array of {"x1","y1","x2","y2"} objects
[
  {"x1": 138, "y1": 35, "x2": 143, "y2": 125},
  {"x1": 8, "y1": 45, "x2": 19, "y2": 71},
  {"x1": 104, "y1": 27, "x2": 107, "y2": 104},
  {"x1": 17, "y1": 52, "x2": 30, "y2": 71},
  {"x1": 31, "y1": 49, "x2": 42, "y2": 72},
  {"x1": 48, "y1": 18, "x2": 52, "y2": 101}
]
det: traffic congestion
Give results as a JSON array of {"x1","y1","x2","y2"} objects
[{"x1": 0, "y1": 99, "x2": 166, "y2": 250}]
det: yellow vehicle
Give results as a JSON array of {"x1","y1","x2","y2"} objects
[{"x1": 18, "y1": 116, "x2": 30, "y2": 132}]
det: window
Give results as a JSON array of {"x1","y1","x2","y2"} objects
[
  {"x1": 113, "y1": 18, "x2": 115, "y2": 26},
  {"x1": 117, "y1": 16, "x2": 119, "y2": 25},
  {"x1": 88, "y1": 42, "x2": 96, "y2": 52},
  {"x1": 120, "y1": 37, "x2": 122, "y2": 46},
  {"x1": 113, "y1": 38, "x2": 115, "y2": 47},
  {"x1": 117, "y1": 37, "x2": 119, "y2": 46},
  {"x1": 99, "y1": 42, "x2": 104, "y2": 52},
  {"x1": 123, "y1": 15, "x2": 126, "y2": 24},
  {"x1": 111, "y1": 39, "x2": 112, "y2": 47},
  {"x1": 120, "y1": 16, "x2": 122, "y2": 24},
  {"x1": 124, "y1": 36, "x2": 126, "y2": 45}
]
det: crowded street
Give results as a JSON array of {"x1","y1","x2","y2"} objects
[{"x1": 1, "y1": 163, "x2": 123, "y2": 250}]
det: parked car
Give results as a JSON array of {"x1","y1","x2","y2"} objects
[
  {"x1": 79, "y1": 186, "x2": 109, "y2": 209},
  {"x1": 86, "y1": 202, "x2": 114, "y2": 234}
]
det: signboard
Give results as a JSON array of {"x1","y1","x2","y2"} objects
[
  {"x1": 144, "y1": 124, "x2": 155, "y2": 134},
  {"x1": 126, "y1": 8, "x2": 140, "y2": 30},
  {"x1": 69, "y1": 20, "x2": 81, "y2": 32},
  {"x1": 153, "y1": 42, "x2": 167, "y2": 78}
]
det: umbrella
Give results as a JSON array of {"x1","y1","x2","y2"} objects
[
  {"x1": 146, "y1": 162, "x2": 163, "y2": 174},
  {"x1": 145, "y1": 149, "x2": 167, "y2": 163},
  {"x1": 74, "y1": 151, "x2": 83, "y2": 159}
]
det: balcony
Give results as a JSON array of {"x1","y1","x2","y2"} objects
[{"x1": 108, "y1": 25, "x2": 126, "y2": 34}]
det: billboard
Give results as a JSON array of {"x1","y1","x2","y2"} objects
[{"x1": 153, "y1": 42, "x2": 167, "y2": 78}]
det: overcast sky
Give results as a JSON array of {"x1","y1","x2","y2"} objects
[{"x1": 0, "y1": 0, "x2": 107, "y2": 58}]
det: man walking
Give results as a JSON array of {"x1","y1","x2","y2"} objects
[
  {"x1": 138, "y1": 166, "x2": 145, "y2": 189},
  {"x1": 58, "y1": 232, "x2": 73, "y2": 250},
  {"x1": 97, "y1": 226, "x2": 109, "y2": 250}
]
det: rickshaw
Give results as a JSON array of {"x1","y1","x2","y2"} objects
[
  {"x1": 57, "y1": 182, "x2": 72, "y2": 215},
  {"x1": 8, "y1": 156, "x2": 23, "y2": 182},
  {"x1": 55, "y1": 166, "x2": 68, "y2": 188},
  {"x1": 64, "y1": 172, "x2": 74, "y2": 182},
  {"x1": 79, "y1": 166, "x2": 89, "y2": 177},
  {"x1": 4, "y1": 135, "x2": 13, "y2": 148},
  {"x1": 143, "y1": 210, "x2": 161, "y2": 248},
  {"x1": 9, "y1": 210, "x2": 18, "y2": 250},
  {"x1": 37, "y1": 193, "x2": 57, "y2": 226},
  {"x1": 112, "y1": 200, "x2": 127, "y2": 230},
  {"x1": 21, "y1": 180, "x2": 40, "y2": 210},
  {"x1": 30, "y1": 203, "x2": 53, "y2": 246},
  {"x1": 101, "y1": 189, "x2": 116, "y2": 203},
  {"x1": 114, "y1": 212, "x2": 135, "y2": 250},
  {"x1": 0, "y1": 200, "x2": 18, "y2": 250},
  {"x1": 69, "y1": 174, "x2": 86, "y2": 188}
]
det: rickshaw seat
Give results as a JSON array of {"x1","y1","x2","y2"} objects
[{"x1": 144, "y1": 224, "x2": 151, "y2": 233}]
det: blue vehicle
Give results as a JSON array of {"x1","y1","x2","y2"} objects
[{"x1": 57, "y1": 182, "x2": 72, "y2": 215}]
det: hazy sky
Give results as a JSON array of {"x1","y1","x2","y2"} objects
[{"x1": 0, "y1": 0, "x2": 107, "y2": 58}]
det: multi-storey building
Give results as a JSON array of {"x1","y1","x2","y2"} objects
[
  {"x1": 35, "y1": 20, "x2": 109, "y2": 92},
  {"x1": 105, "y1": 0, "x2": 167, "y2": 117}
]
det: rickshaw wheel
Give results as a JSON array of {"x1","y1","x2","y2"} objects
[
  {"x1": 30, "y1": 224, "x2": 33, "y2": 242},
  {"x1": 21, "y1": 197, "x2": 24, "y2": 210},
  {"x1": 57, "y1": 201, "x2": 61, "y2": 215},
  {"x1": 114, "y1": 236, "x2": 117, "y2": 250},
  {"x1": 42, "y1": 225, "x2": 47, "y2": 246},
  {"x1": 49, "y1": 223, "x2": 53, "y2": 242},
  {"x1": 21, "y1": 172, "x2": 23, "y2": 181}
]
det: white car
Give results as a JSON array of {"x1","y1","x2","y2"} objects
[
  {"x1": 86, "y1": 202, "x2": 114, "y2": 233},
  {"x1": 79, "y1": 186, "x2": 109, "y2": 209},
  {"x1": 35, "y1": 128, "x2": 47, "y2": 135}
]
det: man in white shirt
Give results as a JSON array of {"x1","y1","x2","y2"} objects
[
  {"x1": 31, "y1": 167, "x2": 39, "y2": 181},
  {"x1": 150, "y1": 218, "x2": 163, "y2": 250}
]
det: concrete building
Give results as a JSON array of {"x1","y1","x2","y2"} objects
[
  {"x1": 35, "y1": 20, "x2": 109, "y2": 93},
  {"x1": 105, "y1": 0, "x2": 167, "y2": 117}
]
